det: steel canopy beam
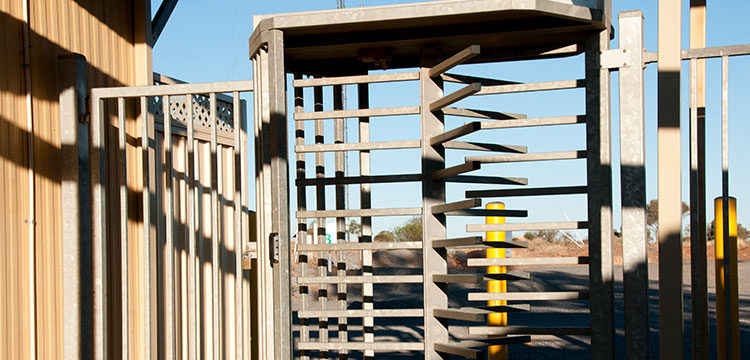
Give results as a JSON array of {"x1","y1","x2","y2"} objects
[{"x1": 151, "y1": 0, "x2": 179, "y2": 45}]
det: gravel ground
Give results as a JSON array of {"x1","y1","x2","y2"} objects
[{"x1": 292, "y1": 260, "x2": 750, "y2": 359}]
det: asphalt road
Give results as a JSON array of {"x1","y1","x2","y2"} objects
[{"x1": 292, "y1": 260, "x2": 750, "y2": 359}]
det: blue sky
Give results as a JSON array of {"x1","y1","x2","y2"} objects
[{"x1": 153, "y1": 0, "x2": 750, "y2": 238}]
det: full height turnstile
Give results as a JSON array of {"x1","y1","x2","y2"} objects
[{"x1": 250, "y1": 1, "x2": 621, "y2": 358}]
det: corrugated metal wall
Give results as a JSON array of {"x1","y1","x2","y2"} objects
[
  {"x1": 1, "y1": 0, "x2": 145, "y2": 358},
  {"x1": 0, "y1": 1, "x2": 33, "y2": 359}
]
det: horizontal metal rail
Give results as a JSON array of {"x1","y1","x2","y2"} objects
[
  {"x1": 442, "y1": 73, "x2": 520, "y2": 86},
  {"x1": 431, "y1": 199, "x2": 481, "y2": 214},
  {"x1": 643, "y1": 44, "x2": 750, "y2": 63},
  {"x1": 433, "y1": 305, "x2": 530, "y2": 322},
  {"x1": 444, "y1": 141, "x2": 527, "y2": 153},
  {"x1": 479, "y1": 115, "x2": 586, "y2": 129},
  {"x1": 467, "y1": 256, "x2": 589, "y2": 267},
  {"x1": 432, "y1": 237, "x2": 528, "y2": 249},
  {"x1": 429, "y1": 45, "x2": 481, "y2": 77},
  {"x1": 465, "y1": 326, "x2": 591, "y2": 336},
  {"x1": 294, "y1": 106, "x2": 420, "y2": 121},
  {"x1": 296, "y1": 207, "x2": 422, "y2": 218},
  {"x1": 90, "y1": 80, "x2": 253, "y2": 98},
  {"x1": 466, "y1": 185, "x2": 587, "y2": 198},
  {"x1": 445, "y1": 209, "x2": 528, "y2": 217},
  {"x1": 296, "y1": 275, "x2": 424, "y2": 284},
  {"x1": 434, "y1": 342, "x2": 484, "y2": 360},
  {"x1": 430, "y1": 123, "x2": 481, "y2": 145},
  {"x1": 475, "y1": 79, "x2": 585, "y2": 95},
  {"x1": 297, "y1": 342, "x2": 424, "y2": 351},
  {"x1": 430, "y1": 83, "x2": 482, "y2": 111},
  {"x1": 466, "y1": 221, "x2": 588, "y2": 233},
  {"x1": 468, "y1": 291, "x2": 589, "y2": 301},
  {"x1": 297, "y1": 242, "x2": 422, "y2": 252},
  {"x1": 292, "y1": 72, "x2": 420, "y2": 87},
  {"x1": 432, "y1": 272, "x2": 531, "y2": 284},
  {"x1": 296, "y1": 174, "x2": 422, "y2": 186},
  {"x1": 434, "y1": 337, "x2": 531, "y2": 359},
  {"x1": 466, "y1": 150, "x2": 587, "y2": 164},
  {"x1": 447, "y1": 175, "x2": 528, "y2": 185},
  {"x1": 298, "y1": 309, "x2": 423, "y2": 318},
  {"x1": 431, "y1": 161, "x2": 480, "y2": 179},
  {"x1": 295, "y1": 140, "x2": 421, "y2": 153},
  {"x1": 443, "y1": 107, "x2": 526, "y2": 120}
]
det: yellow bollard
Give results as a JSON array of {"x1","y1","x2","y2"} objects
[
  {"x1": 486, "y1": 202, "x2": 507, "y2": 360},
  {"x1": 714, "y1": 197, "x2": 740, "y2": 360}
]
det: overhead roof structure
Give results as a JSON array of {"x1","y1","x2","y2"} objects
[{"x1": 250, "y1": 0, "x2": 608, "y2": 74}]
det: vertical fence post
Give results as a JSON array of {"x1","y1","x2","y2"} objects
[
  {"x1": 60, "y1": 53, "x2": 91, "y2": 360},
  {"x1": 486, "y1": 202, "x2": 507, "y2": 360},
  {"x1": 266, "y1": 29, "x2": 293, "y2": 359},
  {"x1": 688, "y1": 3, "x2": 709, "y2": 359},
  {"x1": 618, "y1": 11, "x2": 650, "y2": 360},
  {"x1": 421, "y1": 48, "x2": 448, "y2": 359},
  {"x1": 585, "y1": 26, "x2": 615, "y2": 360},
  {"x1": 657, "y1": 0, "x2": 684, "y2": 357}
]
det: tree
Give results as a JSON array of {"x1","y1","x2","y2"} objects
[
  {"x1": 348, "y1": 219, "x2": 361, "y2": 237},
  {"x1": 393, "y1": 216, "x2": 423, "y2": 242},
  {"x1": 646, "y1": 199, "x2": 690, "y2": 242},
  {"x1": 707, "y1": 219, "x2": 749, "y2": 241},
  {"x1": 374, "y1": 230, "x2": 396, "y2": 242}
]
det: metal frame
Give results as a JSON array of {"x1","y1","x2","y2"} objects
[{"x1": 252, "y1": 2, "x2": 617, "y2": 359}]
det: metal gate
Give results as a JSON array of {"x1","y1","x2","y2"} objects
[{"x1": 63, "y1": 55, "x2": 256, "y2": 358}]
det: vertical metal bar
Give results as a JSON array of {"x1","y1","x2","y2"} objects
[
  {"x1": 217, "y1": 141, "x2": 225, "y2": 360},
  {"x1": 314, "y1": 85, "x2": 329, "y2": 359},
  {"x1": 118, "y1": 97, "x2": 130, "y2": 360},
  {"x1": 618, "y1": 11, "x2": 649, "y2": 360},
  {"x1": 140, "y1": 96, "x2": 152, "y2": 360},
  {"x1": 358, "y1": 82, "x2": 374, "y2": 360},
  {"x1": 585, "y1": 28, "x2": 615, "y2": 359},
  {"x1": 240, "y1": 97, "x2": 250, "y2": 360},
  {"x1": 164, "y1": 95, "x2": 176, "y2": 360},
  {"x1": 294, "y1": 75, "x2": 310, "y2": 360},
  {"x1": 209, "y1": 92, "x2": 221, "y2": 360},
  {"x1": 186, "y1": 94, "x2": 197, "y2": 360},
  {"x1": 91, "y1": 95, "x2": 109, "y2": 360},
  {"x1": 657, "y1": 0, "x2": 684, "y2": 357},
  {"x1": 254, "y1": 48, "x2": 275, "y2": 360},
  {"x1": 233, "y1": 91, "x2": 244, "y2": 360},
  {"x1": 689, "y1": 4, "x2": 708, "y2": 359},
  {"x1": 267, "y1": 30, "x2": 292, "y2": 360},
  {"x1": 720, "y1": 55, "x2": 734, "y2": 360},
  {"x1": 420, "y1": 50, "x2": 448, "y2": 359},
  {"x1": 333, "y1": 84, "x2": 348, "y2": 360},
  {"x1": 60, "y1": 54, "x2": 90, "y2": 360}
]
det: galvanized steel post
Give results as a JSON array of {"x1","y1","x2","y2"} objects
[
  {"x1": 617, "y1": 11, "x2": 650, "y2": 360},
  {"x1": 59, "y1": 53, "x2": 91, "y2": 360}
]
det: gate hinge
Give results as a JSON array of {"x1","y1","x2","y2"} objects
[
  {"x1": 600, "y1": 48, "x2": 629, "y2": 69},
  {"x1": 269, "y1": 233, "x2": 280, "y2": 265}
]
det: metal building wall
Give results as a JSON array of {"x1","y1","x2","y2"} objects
[{"x1": 0, "y1": 0, "x2": 148, "y2": 358}]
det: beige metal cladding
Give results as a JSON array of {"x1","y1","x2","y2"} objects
[{"x1": 1, "y1": 0, "x2": 150, "y2": 358}]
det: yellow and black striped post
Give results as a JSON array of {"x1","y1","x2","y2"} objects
[{"x1": 486, "y1": 202, "x2": 507, "y2": 360}]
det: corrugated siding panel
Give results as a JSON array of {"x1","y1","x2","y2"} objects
[
  {"x1": 0, "y1": 0, "x2": 32, "y2": 359},
  {"x1": 23, "y1": 0, "x2": 138, "y2": 358}
]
